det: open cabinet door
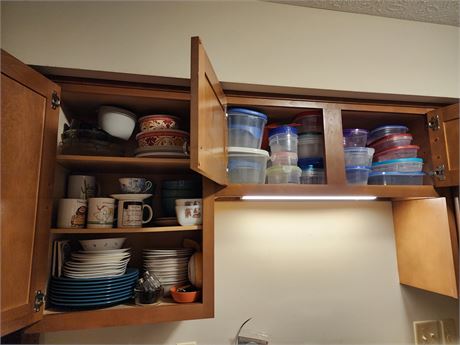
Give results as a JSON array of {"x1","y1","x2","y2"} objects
[
  {"x1": 427, "y1": 103, "x2": 459, "y2": 187},
  {"x1": 190, "y1": 37, "x2": 228, "y2": 185},
  {"x1": 393, "y1": 198, "x2": 458, "y2": 298},
  {"x1": 1, "y1": 50, "x2": 59, "y2": 335}
]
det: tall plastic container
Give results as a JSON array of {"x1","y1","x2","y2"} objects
[
  {"x1": 227, "y1": 147, "x2": 269, "y2": 184},
  {"x1": 228, "y1": 108, "x2": 268, "y2": 149}
]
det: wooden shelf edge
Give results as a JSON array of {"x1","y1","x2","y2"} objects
[{"x1": 51, "y1": 225, "x2": 201, "y2": 234}]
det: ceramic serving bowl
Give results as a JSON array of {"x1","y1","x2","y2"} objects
[
  {"x1": 175, "y1": 205, "x2": 202, "y2": 226},
  {"x1": 98, "y1": 106, "x2": 136, "y2": 140},
  {"x1": 138, "y1": 115, "x2": 180, "y2": 132},
  {"x1": 170, "y1": 286, "x2": 200, "y2": 303},
  {"x1": 136, "y1": 129, "x2": 189, "y2": 149},
  {"x1": 79, "y1": 238, "x2": 127, "y2": 251}
]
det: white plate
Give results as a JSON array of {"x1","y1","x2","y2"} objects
[
  {"x1": 71, "y1": 253, "x2": 130, "y2": 260},
  {"x1": 110, "y1": 194, "x2": 152, "y2": 201},
  {"x1": 63, "y1": 268, "x2": 125, "y2": 275},
  {"x1": 69, "y1": 258, "x2": 130, "y2": 264},
  {"x1": 63, "y1": 272, "x2": 125, "y2": 279},
  {"x1": 78, "y1": 248, "x2": 131, "y2": 254},
  {"x1": 65, "y1": 261, "x2": 128, "y2": 267},
  {"x1": 64, "y1": 264, "x2": 127, "y2": 271}
]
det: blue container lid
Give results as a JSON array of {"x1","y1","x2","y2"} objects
[
  {"x1": 343, "y1": 128, "x2": 368, "y2": 137},
  {"x1": 269, "y1": 125, "x2": 298, "y2": 138},
  {"x1": 372, "y1": 157, "x2": 423, "y2": 167},
  {"x1": 298, "y1": 157, "x2": 324, "y2": 169},
  {"x1": 369, "y1": 171, "x2": 425, "y2": 177},
  {"x1": 228, "y1": 124, "x2": 263, "y2": 139},
  {"x1": 345, "y1": 166, "x2": 371, "y2": 171},
  {"x1": 227, "y1": 107, "x2": 268, "y2": 121}
]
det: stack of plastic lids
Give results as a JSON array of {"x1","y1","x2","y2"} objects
[
  {"x1": 367, "y1": 125, "x2": 424, "y2": 185},
  {"x1": 342, "y1": 128, "x2": 373, "y2": 185}
]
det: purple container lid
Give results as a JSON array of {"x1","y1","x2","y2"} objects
[{"x1": 343, "y1": 128, "x2": 368, "y2": 137}]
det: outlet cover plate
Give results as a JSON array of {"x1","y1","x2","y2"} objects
[{"x1": 413, "y1": 320, "x2": 442, "y2": 345}]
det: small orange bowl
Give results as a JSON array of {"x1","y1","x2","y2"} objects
[{"x1": 170, "y1": 286, "x2": 200, "y2": 303}]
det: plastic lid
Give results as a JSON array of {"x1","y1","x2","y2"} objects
[
  {"x1": 266, "y1": 165, "x2": 302, "y2": 174},
  {"x1": 344, "y1": 147, "x2": 375, "y2": 154},
  {"x1": 369, "y1": 133, "x2": 413, "y2": 147},
  {"x1": 293, "y1": 110, "x2": 322, "y2": 121},
  {"x1": 227, "y1": 108, "x2": 268, "y2": 121},
  {"x1": 374, "y1": 145, "x2": 419, "y2": 157},
  {"x1": 228, "y1": 124, "x2": 263, "y2": 139},
  {"x1": 269, "y1": 125, "x2": 298, "y2": 138},
  {"x1": 345, "y1": 166, "x2": 371, "y2": 171},
  {"x1": 369, "y1": 171, "x2": 425, "y2": 176},
  {"x1": 298, "y1": 157, "x2": 324, "y2": 169},
  {"x1": 343, "y1": 128, "x2": 368, "y2": 136},
  {"x1": 372, "y1": 157, "x2": 423, "y2": 166},
  {"x1": 228, "y1": 146, "x2": 269, "y2": 157},
  {"x1": 369, "y1": 125, "x2": 408, "y2": 134}
]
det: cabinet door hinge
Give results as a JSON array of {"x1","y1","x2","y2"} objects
[
  {"x1": 51, "y1": 91, "x2": 61, "y2": 109},
  {"x1": 428, "y1": 114, "x2": 440, "y2": 131},
  {"x1": 429, "y1": 164, "x2": 446, "y2": 181},
  {"x1": 34, "y1": 290, "x2": 45, "y2": 312}
]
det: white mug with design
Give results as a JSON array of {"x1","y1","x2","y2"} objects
[
  {"x1": 67, "y1": 175, "x2": 97, "y2": 199},
  {"x1": 87, "y1": 198, "x2": 115, "y2": 228},
  {"x1": 111, "y1": 194, "x2": 153, "y2": 228},
  {"x1": 57, "y1": 198, "x2": 87, "y2": 228}
]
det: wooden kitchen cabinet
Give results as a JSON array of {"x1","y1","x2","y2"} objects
[{"x1": 1, "y1": 36, "x2": 458, "y2": 336}]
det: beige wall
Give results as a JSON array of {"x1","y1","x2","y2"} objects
[{"x1": 1, "y1": 1, "x2": 459, "y2": 98}]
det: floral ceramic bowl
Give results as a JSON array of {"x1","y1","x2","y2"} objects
[
  {"x1": 138, "y1": 115, "x2": 180, "y2": 132},
  {"x1": 136, "y1": 129, "x2": 189, "y2": 149}
]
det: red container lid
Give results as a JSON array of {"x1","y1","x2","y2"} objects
[
  {"x1": 293, "y1": 110, "x2": 322, "y2": 121},
  {"x1": 374, "y1": 145, "x2": 419, "y2": 158},
  {"x1": 369, "y1": 133, "x2": 413, "y2": 148}
]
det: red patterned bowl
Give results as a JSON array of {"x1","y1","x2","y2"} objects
[
  {"x1": 135, "y1": 129, "x2": 189, "y2": 149},
  {"x1": 138, "y1": 115, "x2": 180, "y2": 132}
]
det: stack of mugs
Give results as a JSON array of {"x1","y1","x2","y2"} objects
[{"x1": 266, "y1": 125, "x2": 301, "y2": 184}]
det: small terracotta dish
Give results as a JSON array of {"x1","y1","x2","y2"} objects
[{"x1": 170, "y1": 286, "x2": 200, "y2": 303}]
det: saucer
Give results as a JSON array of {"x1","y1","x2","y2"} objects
[{"x1": 110, "y1": 194, "x2": 152, "y2": 201}]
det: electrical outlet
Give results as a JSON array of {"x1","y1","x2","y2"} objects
[
  {"x1": 440, "y1": 319, "x2": 458, "y2": 345},
  {"x1": 414, "y1": 320, "x2": 442, "y2": 345},
  {"x1": 176, "y1": 342, "x2": 197, "y2": 345}
]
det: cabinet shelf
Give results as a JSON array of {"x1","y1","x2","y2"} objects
[
  {"x1": 50, "y1": 225, "x2": 201, "y2": 234},
  {"x1": 56, "y1": 154, "x2": 191, "y2": 173}
]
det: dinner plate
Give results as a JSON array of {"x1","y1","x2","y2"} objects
[
  {"x1": 63, "y1": 272, "x2": 125, "y2": 279},
  {"x1": 75, "y1": 248, "x2": 131, "y2": 255},
  {"x1": 48, "y1": 294, "x2": 133, "y2": 307},
  {"x1": 49, "y1": 283, "x2": 135, "y2": 295},
  {"x1": 50, "y1": 278, "x2": 137, "y2": 290},
  {"x1": 63, "y1": 267, "x2": 126, "y2": 275},
  {"x1": 51, "y1": 268, "x2": 138, "y2": 283},
  {"x1": 49, "y1": 289, "x2": 133, "y2": 301},
  {"x1": 65, "y1": 262, "x2": 128, "y2": 268}
]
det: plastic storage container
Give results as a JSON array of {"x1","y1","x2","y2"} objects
[
  {"x1": 227, "y1": 147, "x2": 269, "y2": 184},
  {"x1": 266, "y1": 165, "x2": 301, "y2": 184},
  {"x1": 343, "y1": 129, "x2": 368, "y2": 147},
  {"x1": 374, "y1": 145, "x2": 419, "y2": 162},
  {"x1": 228, "y1": 108, "x2": 268, "y2": 149},
  {"x1": 293, "y1": 110, "x2": 323, "y2": 133},
  {"x1": 269, "y1": 126, "x2": 298, "y2": 153},
  {"x1": 271, "y1": 151, "x2": 298, "y2": 166},
  {"x1": 344, "y1": 147, "x2": 375, "y2": 167},
  {"x1": 369, "y1": 133, "x2": 413, "y2": 153},
  {"x1": 367, "y1": 125, "x2": 408, "y2": 145},
  {"x1": 371, "y1": 158, "x2": 423, "y2": 173},
  {"x1": 300, "y1": 166, "x2": 325, "y2": 184},
  {"x1": 298, "y1": 157, "x2": 324, "y2": 169},
  {"x1": 368, "y1": 171, "x2": 424, "y2": 185},
  {"x1": 345, "y1": 166, "x2": 371, "y2": 185},
  {"x1": 298, "y1": 133, "x2": 324, "y2": 159}
]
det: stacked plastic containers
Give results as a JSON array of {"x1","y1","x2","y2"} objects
[
  {"x1": 294, "y1": 110, "x2": 325, "y2": 184},
  {"x1": 343, "y1": 129, "x2": 374, "y2": 184},
  {"x1": 367, "y1": 126, "x2": 424, "y2": 185},
  {"x1": 266, "y1": 126, "x2": 301, "y2": 184},
  {"x1": 227, "y1": 108, "x2": 269, "y2": 184}
]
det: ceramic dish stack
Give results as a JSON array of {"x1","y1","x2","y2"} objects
[
  {"x1": 142, "y1": 248, "x2": 194, "y2": 295},
  {"x1": 134, "y1": 114, "x2": 190, "y2": 158}
]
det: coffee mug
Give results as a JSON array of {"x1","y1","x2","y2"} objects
[
  {"x1": 67, "y1": 175, "x2": 97, "y2": 199},
  {"x1": 119, "y1": 178, "x2": 153, "y2": 194},
  {"x1": 87, "y1": 198, "x2": 115, "y2": 228},
  {"x1": 117, "y1": 199, "x2": 153, "y2": 228},
  {"x1": 57, "y1": 198, "x2": 87, "y2": 228}
]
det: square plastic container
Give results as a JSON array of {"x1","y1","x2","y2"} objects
[
  {"x1": 374, "y1": 145, "x2": 419, "y2": 162},
  {"x1": 371, "y1": 158, "x2": 423, "y2": 172},
  {"x1": 228, "y1": 147, "x2": 269, "y2": 184},
  {"x1": 369, "y1": 133, "x2": 413, "y2": 153},
  {"x1": 343, "y1": 128, "x2": 368, "y2": 147},
  {"x1": 298, "y1": 133, "x2": 324, "y2": 159},
  {"x1": 344, "y1": 147, "x2": 375, "y2": 167},
  {"x1": 368, "y1": 171, "x2": 424, "y2": 185},
  {"x1": 346, "y1": 166, "x2": 371, "y2": 185},
  {"x1": 271, "y1": 151, "x2": 298, "y2": 166},
  {"x1": 269, "y1": 126, "x2": 298, "y2": 153},
  {"x1": 367, "y1": 125, "x2": 408, "y2": 145},
  {"x1": 228, "y1": 108, "x2": 268, "y2": 149},
  {"x1": 293, "y1": 110, "x2": 323, "y2": 133},
  {"x1": 300, "y1": 167, "x2": 325, "y2": 184},
  {"x1": 266, "y1": 165, "x2": 301, "y2": 184}
]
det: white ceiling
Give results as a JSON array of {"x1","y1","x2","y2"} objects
[{"x1": 268, "y1": 0, "x2": 460, "y2": 26}]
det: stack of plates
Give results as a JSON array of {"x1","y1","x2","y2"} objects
[
  {"x1": 63, "y1": 248, "x2": 131, "y2": 279},
  {"x1": 143, "y1": 248, "x2": 194, "y2": 294},
  {"x1": 48, "y1": 268, "x2": 139, "y2": 308},
  {"x1": 134, "y1": 146, "x2": 188, "y2": 158}
]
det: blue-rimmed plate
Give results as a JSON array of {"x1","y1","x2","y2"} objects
[
  {"x1": 49, "y1": 282, "x2": 136, "y2": 294},
  {"x1": 49, "y1": 285, "x2": 134, "y2": 297},
  {"x1": 49, "y1": 290, "x2": 133, "y2": 302},
  {"x1": 48, "y1": 295, "x2": 133, "y2": 308}
]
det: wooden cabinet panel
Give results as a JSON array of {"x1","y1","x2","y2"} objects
[{"x1": 393, "y1": 198, "x2": 458, "y2": 298}]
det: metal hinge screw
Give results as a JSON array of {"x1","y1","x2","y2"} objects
[
  {"x1": 34, "y1": 290, "x2": 45, "y2": 312},
  {"x1": 51, "y1": 91, "x2": 61, "y2": 109},
  {"x1": 428, "y1": 114, "x2": 440, "y2": 130},
  {"x1": 429, "y1": 164, "x2": 446, "y2": 181}
]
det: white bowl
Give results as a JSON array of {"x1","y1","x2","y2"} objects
[
  {"x1": 98, "y1": 106, "x2": 136, "y2": 140},
  {"x1": 175, "y1": 205, "x2": 202, "y2": 226},
  {"x1": 175, "y1": 198, "x2": 202, "y2": 206},
  {"x1": 79, "y1": 238, "x2": 127, "y2": 251}
]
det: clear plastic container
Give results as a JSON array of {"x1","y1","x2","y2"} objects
[
  {"x1": 374, "y1": 145, "x2": 419, "y2": 162},
  {"x1": 345, "y1": 166, "x2": 371, "y2": 185},
  {"x1": 367, "y1": 125, "x2": 408, "y2": 145},
  {"x1": 343, "y1": 128, "x2": 368, "y2": 147},
  {"x1": 228, "y1": 108, "x2": 268, "y2": 149},
  {"x1": 298, "y1": 133, "x2": 324, "y2": 159},
  {"x1": 227, "y1": 147, "x2": 269, "y2": 184},
  {"x1": 269, "y1": 126, "x2": 298, "y2": 153},
  {"x1": 266, "y1": 165, "x2": 301, "y2": 184},
  {"x1": 368, "y1": 171, "x2": 424, "y2": 185},
  {"x1": 344, "y1": 147, "x2": 375, "y2": 167},
  {"x1": 369, "y1": 133, "x2": 413, "y2": 153},
  {"x1": 371, "y1": 158, "x2": 423, "y2": 173},
  {"x1": 293, "y1": 110, "x2": 323, "y2": 133},
  {"x1": 300, "y1": 166, "x2": 325, "y2": 184},
  {"x1": 271, "y1": 151, "x2": 298, "y2": 166}
]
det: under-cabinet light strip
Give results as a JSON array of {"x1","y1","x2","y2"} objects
[{"x1": 241, "y1": 195, "x2": 377, "y2": 201}]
